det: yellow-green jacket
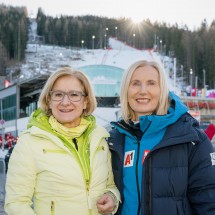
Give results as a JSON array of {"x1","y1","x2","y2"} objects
[{"x1": 5, "y1": 109, "x2": 120, "y2": 215}]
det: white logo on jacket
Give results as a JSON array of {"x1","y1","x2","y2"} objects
[{"x1": 210, "y1": 152, "x2": 215, "y2": 165}]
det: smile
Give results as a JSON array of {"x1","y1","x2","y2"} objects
[
  {"x1": 136, "y1": 98, "x2": 150, "y2": 103},
  {"x1": 60, "y1": 109, "x2": 73, "y2": 112}
]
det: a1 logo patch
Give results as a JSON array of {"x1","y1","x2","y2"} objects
[{"x1": 124, "y1": 150, "x2": 135, "y2": 167}]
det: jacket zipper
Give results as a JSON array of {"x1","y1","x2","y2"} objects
[
  {"x1": 136, "y1": 140, "x2": 141, "y2": 215},
  {"x1": 72, "y1": 138, "x2": 78, "y2": 151},
  {"x1": 143, "y1": 152, "x2": 152, "y2": 215},
  {"x1": 51, "y1": 201, "x2": 55, "y2": 215},
  {"x1": 87, "y1": 138, "x2": 107, "y2": 214},
  {"x1": 86, "y1": 179, "x2": 92, "y2": 215},
  {"x1": 148, "y1": 157, "x2": 152, "y2": 215}
]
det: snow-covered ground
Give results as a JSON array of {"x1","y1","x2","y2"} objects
[
  {"x1": 20, "y1": 37, "x2": 176, "y2": 90},
  {"x1": 25, "y1": 37, "x2": 160, "y2": 70}
]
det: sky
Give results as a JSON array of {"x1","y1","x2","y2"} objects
[{"x1": 0, "y1": 0, "x2": 214, "y2": 30}]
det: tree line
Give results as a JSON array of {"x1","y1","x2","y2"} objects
[
  {"x1": 1, "y1": 5, "x2": 215, "y2": 88},
  {"x1": 0, "y1": 4, "x2": 28, "y2": 76}
]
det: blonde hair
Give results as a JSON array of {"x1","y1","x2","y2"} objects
[
  {"x1": 38, "y1": 67, "x2": 97, "y2": 116},
  {"x1": 120, "y1": 60, "x2": 169, "y2": 123}
]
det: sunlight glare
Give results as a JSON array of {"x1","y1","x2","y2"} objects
[{"x1": 131, "y1": 15, "x2": 143, "y2": 25}]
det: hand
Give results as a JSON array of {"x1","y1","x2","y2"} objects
[{"x1": 96, "y1": 193, "x2": 115, "y2": 215}]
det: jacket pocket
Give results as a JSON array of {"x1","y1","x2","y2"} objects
[{"x1": 43, "y1": 149, "x2": 67, "y2": 154}]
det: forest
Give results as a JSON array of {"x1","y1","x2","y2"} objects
[{"x1": 0, "y1": 5, "x2": 215, "y2": 88}]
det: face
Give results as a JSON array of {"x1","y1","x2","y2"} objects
[
  {"x1": 49, "y1": 75, "x2": 87, "y2": 128},
  {"x1": 128, "y1": 65, "x2": 160, "y2": 120}
]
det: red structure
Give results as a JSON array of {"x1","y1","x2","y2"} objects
[{"x1": 204, "y1": 124, "x2": 215, "y2": 140}]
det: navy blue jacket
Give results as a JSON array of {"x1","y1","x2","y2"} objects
[{"x1": 108, "y1": 113, "x2": 215, "y2": 215}]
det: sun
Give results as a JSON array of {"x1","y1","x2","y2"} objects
[{"x1": 131, "y1": 15, "x2": 143, "y2": 25}]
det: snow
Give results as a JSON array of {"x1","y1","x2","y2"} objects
[
  {"x1": 24, "y1": 37, "x2": 175, "y2": 90},
  {"x1": 26, "y1": 37, "x2": 162, "y2": 71}
]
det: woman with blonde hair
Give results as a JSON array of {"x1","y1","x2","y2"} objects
[
  {"x1": 5, "y1": 67, "x2": 120, "y2": 215},
  {"x1": 108, "y1": 59, "x2": 215, "y2": 215}
]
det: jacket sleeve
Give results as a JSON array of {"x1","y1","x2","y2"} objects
[
  {"x1": 4, "y1": 134, "x2": 37, "y2": 215},
  {"x1": 103, "y1": 139, "x2": 121, "y2": 214},
  {"x1": 188, "y1": 130, "x2": 215, "y2": 214}
]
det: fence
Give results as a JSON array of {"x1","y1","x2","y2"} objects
[{"x1": 0, "y1": 158, "x2": 5, "y2": 201}]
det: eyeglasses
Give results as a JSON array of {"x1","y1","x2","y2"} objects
[{"x1": 50, "y1": 90, "x2": 86, "y2": 102}]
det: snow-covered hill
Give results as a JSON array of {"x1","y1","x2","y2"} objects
[{"x1": 21, "y1": 37, "x2": 176, "y2": 90}]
